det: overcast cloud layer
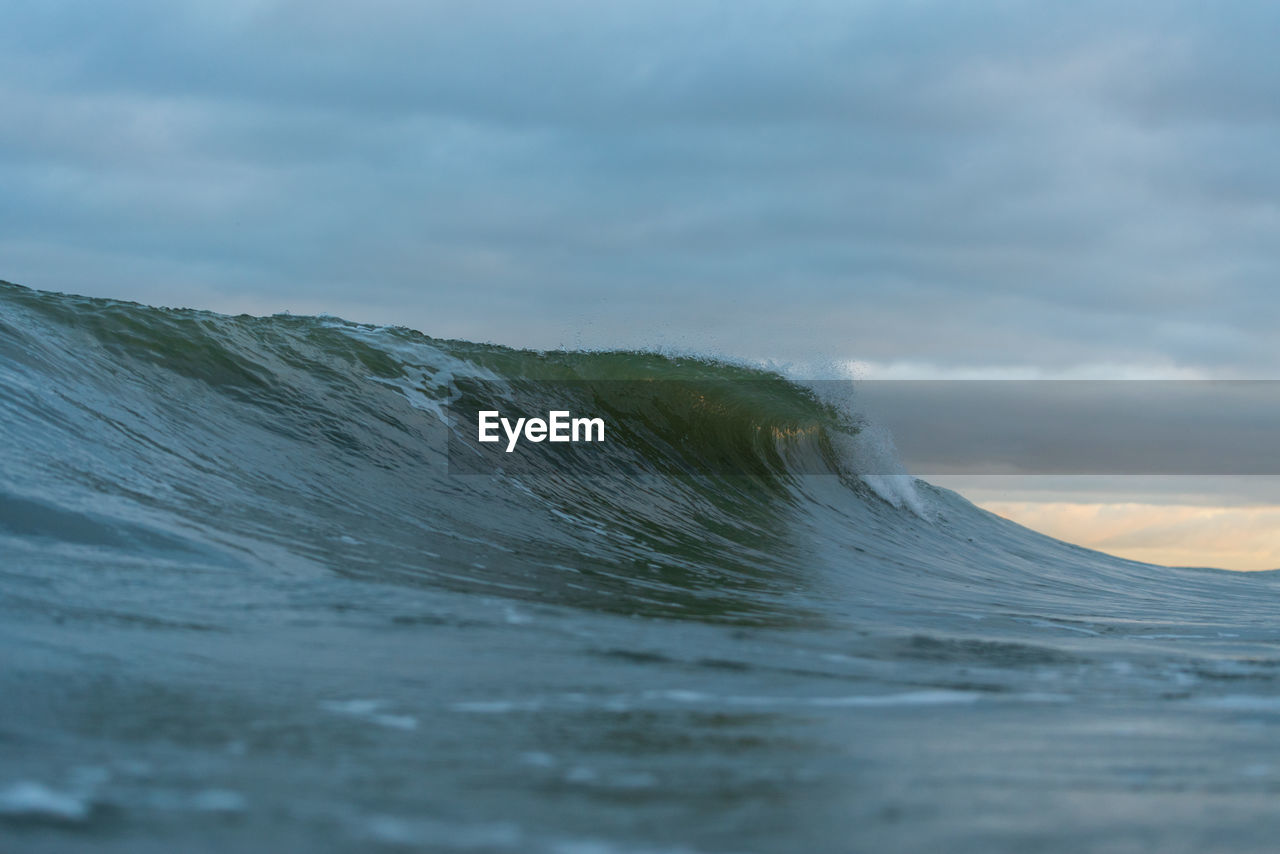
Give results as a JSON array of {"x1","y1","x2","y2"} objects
[{"x1": 2, "y1": 0, "x2": 1278, "y2": 371}]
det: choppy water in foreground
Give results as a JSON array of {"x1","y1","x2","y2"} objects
[{"x1": 4, "y1": 280, "x2": 1280, "y2": 853}]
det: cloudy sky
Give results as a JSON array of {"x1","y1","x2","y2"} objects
[{"x1": 4, "y1": 1, "x2": 1279, "y2": 565}]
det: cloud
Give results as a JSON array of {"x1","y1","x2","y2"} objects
[
  {"x1": 2, "y1": 0, "x2": 1279, "y2": 370},
  {"x1": 978, "y1": 501, "x2": 1280, "y2": 571}
]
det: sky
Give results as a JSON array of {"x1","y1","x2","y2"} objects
[{"x1": 4, "y1": 1, "x2": 1280, "y2": 566}]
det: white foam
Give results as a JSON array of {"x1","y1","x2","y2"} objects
[
  {"x1": 0, "y1": 781, "x2": 90, "y2": 821},
  {"x1": 322, "y1": 698, "x2": 382, "y2": 715},
  {"x1": 332, "y1": 325, "x2": 502, "y2": 425},
  {"x1": 645, "y1": 689, "x2": 712, "y2": 703},
  {"x1": 457, "y1": 689, "x2": 988, "y2": 714},
  {"x1": 797, "y1": 690, "x2": 981, "y2": 707},
  {"x1": 837, "y1": 426, "x2": 929, "y2": 516},
  {"x1": 320, "y1": 699, "x2": 418, "y2": 730},
  {"x1": 791, "y1": 373, "x2": 930, "y2": 516},
  {"x1": 503, "y1": 606, "x2": 532, "y2": 625},
  {"x1": 647, "y1": 688, "x2": 982, "y2": 708}
]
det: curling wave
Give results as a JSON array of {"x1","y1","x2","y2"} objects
[{"x1": 1, "y1": 280, "x2": 1272, "y2": 628}]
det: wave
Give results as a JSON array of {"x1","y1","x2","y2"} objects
[{"x1": 1, "y1": 279, "x2": 1273, "y2": 633}]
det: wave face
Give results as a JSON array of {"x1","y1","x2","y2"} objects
[{"x1": 5, "y1": 280, "x2": 1280, "y2": 853}]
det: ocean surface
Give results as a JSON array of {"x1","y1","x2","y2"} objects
[{"x1": 4, "y1": 280, "x2": 1280, "y2": 853}]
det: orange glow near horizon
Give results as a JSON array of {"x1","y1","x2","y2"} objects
[{"x1": 976, "y1": 502, "x2": 1280, "y2": 572}]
